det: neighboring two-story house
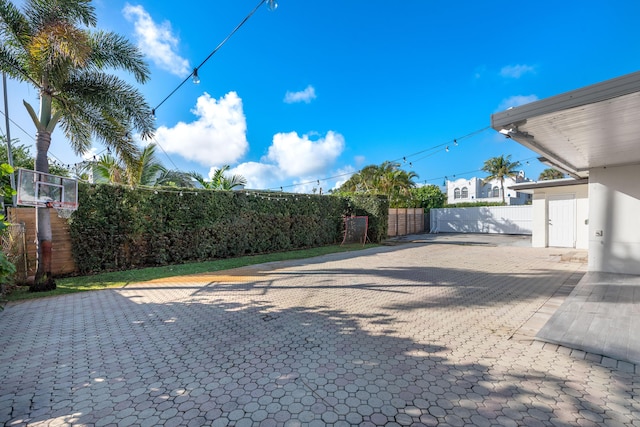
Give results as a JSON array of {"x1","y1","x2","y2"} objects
[{"x1": 445, "y1": 171, "x2": 532, "y2": 205}]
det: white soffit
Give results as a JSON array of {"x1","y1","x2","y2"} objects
[{"x1": 491, "y1": 71, "x2": 640, "y2": 178}]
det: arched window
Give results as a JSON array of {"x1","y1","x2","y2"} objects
[
  {"x1": 461, "y1": 187, "x2": 468, "y2": 198},
  {"x1": 492, "y1": 186, "x2": 500, "y2": 198},
  {"x1": 454, "y1": 188, "x2": 461, "y2": 199}
]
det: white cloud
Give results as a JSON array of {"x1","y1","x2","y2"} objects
[
  {"x1": 266, "y1": 131, "x2": 344, "y2": 177},
  {"x1": 155, "y1": 92, "x2": 248, "y2": 167},
  {"x1": 500, "y1": 64, "x2": 535, "y2": 79},
  {"x1": 284, "y1": 85, "x2": 317, "y2": 104},
  {"x1": 498, "y1": 95, "x2": 539, "y2": 111},
  {"x1": 226, "y1": 162, "x2": 283, "y2": 190},
  {"x1": 122, "y1": 4, "x2": 190, "y2": 77},
  {"x1": 228, "y1": 131, "x2": 347, "y2": 191}
]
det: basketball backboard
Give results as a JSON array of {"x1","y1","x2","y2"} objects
[{"x1": 16, "y1": 168, "x2": 78, "y2": 210}]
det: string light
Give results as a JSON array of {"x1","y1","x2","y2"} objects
[
  {"x1": 266, "y1": 126, "x2": 492, "y2": 192},
  {"x1": 151, "y1": 0, "x2": 275, "y2": 115}
]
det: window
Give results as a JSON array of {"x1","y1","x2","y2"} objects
[
  {"x1": 461, "y1": 187, "x2": 468, "y2": 198},
  {"x1": 492, "y1": 186, "x2": 500, "y2": 198},
  {"x1": 454, "y1": 188, "x2": 461, "y2": 199}
]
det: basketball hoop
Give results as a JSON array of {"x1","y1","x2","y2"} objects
[
  {"x1": 54, "y1": 206, "x2": 75, "y2": 219},
  {"x1": 15, "y1": 169, "x2": 79, "y2": 219}
]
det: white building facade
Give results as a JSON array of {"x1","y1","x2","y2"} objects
[
  {"x1": 491, "y1": 71, "x2": 640, "y2": 275},
  {"x1": 446, "y1": 171, "x2": 532, "y2": 205}
]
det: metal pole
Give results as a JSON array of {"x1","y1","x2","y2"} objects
[{"x1": 2, "y1": 72, "x2": 17, "y2": 206}]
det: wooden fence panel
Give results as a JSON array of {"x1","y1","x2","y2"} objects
[
  {"x1": 6, "y1": 207, "x2": 77, "y2": 277},
  {"x1": 387, "y1": 208, "x2": 424, "y2": 237}
]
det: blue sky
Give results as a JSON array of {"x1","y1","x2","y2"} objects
[{"x1": 3, "y1": 0, "x2": 640, "y2": 192}]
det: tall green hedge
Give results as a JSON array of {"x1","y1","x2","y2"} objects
[{"x1": 69, "y1": 183, "x2": 388, "y2": 274}]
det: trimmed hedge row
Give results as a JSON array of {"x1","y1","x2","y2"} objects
[{"x1": 69, "y1": 183, "x2": 388, "y2": 274}]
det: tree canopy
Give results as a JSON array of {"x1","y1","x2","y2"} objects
[
  {"x1": 338, "y1": 161, "x2": 418, "y2": 207},
  {"x1": 538, "y1": 168, "x2": 565, "y2": 181}
]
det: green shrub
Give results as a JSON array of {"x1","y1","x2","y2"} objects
[{"x1": 69, "y1": 184, "x2": 388, "y2": 274}]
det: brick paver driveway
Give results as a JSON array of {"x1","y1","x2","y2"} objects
[{"x1": 1, "y1": 238, "x2": 638, "y2": 426}]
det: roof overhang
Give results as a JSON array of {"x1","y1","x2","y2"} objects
[
  {"x1": 509, "y1": 178, "x2": 589, "y2": 194},
  {"x1": 491, "y1": 71, "x2": 640, "y2": 179}
]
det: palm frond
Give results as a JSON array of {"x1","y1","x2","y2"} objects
[
  {"x1": 87, "y1": 31, "x2": 149, "y2": 83},
  {"x1": 25, "y1": 0, "x2": 96, "y2": 30}
]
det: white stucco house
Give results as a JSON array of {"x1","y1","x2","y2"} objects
[
  {"x1": 491, "y1": 71, "x2": 640, "y2": 276},
  {"x1": 446, "y1": 172, "x2": 532, "y2": 205}
]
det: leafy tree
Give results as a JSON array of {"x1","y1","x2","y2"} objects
[
  {"x1": 338, "y1": 161, "x2": 418, "y2": 207},
  {"x1": 0, "y1": 163, "x2": 17, "y2": 295},
  {"x1": 191, "y1": 165, "x2": 247, "y2": 190},
  {"x1": 481, "y1": 155, "x2": 521, "y2": 204},
  {"x1": 0, "y1": 0, "x2": 154, "y2": 290},
  {"x1": 409, "y1": 185, "x2": 445, "y2": 210},
  {"x1": 538, "y1": 168, "x2": 565, "y2": 181}
]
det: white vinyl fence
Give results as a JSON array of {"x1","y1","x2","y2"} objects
[{"x1": 430, "y1": 206, "x2": 532, "y2": 235}]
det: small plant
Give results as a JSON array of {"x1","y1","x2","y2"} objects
[
  {"x1": 1, "y1": 163, "x2": 17, "y2": 300},
  {"x1": 0, "y1": 251, "x2": 17, "y2": 295}
]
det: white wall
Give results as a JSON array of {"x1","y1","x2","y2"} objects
[
  {"x1": 530, "y1": 184, "x2": 589, "y2": 249},
  {"x1": 588, "y1": 164, "x2": 640, "y2": 274},
  {"x1": 430, "y1": 206, "x2": 532, "y2": 234}
]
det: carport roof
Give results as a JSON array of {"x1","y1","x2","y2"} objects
[
  {"x1": 509, "y1": 178, "x2": 589, "y2": 194},
  {"x1": 491, "y1": 71, "x2": 640, "y2": 179}
]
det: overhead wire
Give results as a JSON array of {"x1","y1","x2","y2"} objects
[
  {"x1": 148, "y1": 0, "x2": 273, "y2": 174},
  {"x1": 266, "y1": 126, "x2": 493, "y2": 192},
  {"x1": 151, "y1": 0, "x2": 270, "y2": 115}
]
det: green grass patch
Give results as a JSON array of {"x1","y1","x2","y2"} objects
[{"x1": 3, "y1": 243, "x2": 376, "y2": 303}]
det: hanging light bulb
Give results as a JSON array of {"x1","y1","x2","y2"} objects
[
  {"x1": 445, "y1": 146, "x2": 449, "y2": 152},
  {"x1": 453, "y1": 139, "x2": 458, "y2": 146},
  {"x1": 151, "y1": 109, "x2": 156, "y2": 120},
  {"x1": 266, "y1": 0, "x2": 278, "y2": 11},
  {"x1": 192, "y1": 68, "x2": 200, "y2": 84}
]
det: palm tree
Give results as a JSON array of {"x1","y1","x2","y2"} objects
[
  {"x1": 0, "y1": 0, "x2": 154, "y2": 290},
  {"x1": 154, "y1": 169, "x2": 195, "y2": 188},
  {"x1": 191, "y1": 165, "x2": 247, "y2": 190},
  {"x1": 84, "y1": 145, "x2": 195, "y2": 189},
  {"x1": 538, "y1": 168, "x2": 565, "y2": 181},
  {"x1": 126, "y1": 144, "x2": 164, "y2": 186},
  {"x1": 89, "y1": 153, "x2": 125, "y2": 184},
  {"x1": 481, "y1": 155, "x2": 521, "y2": 204}
]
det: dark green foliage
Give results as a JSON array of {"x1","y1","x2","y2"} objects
[
  {"x1": 69, "y1": 184, "x2": 388, "y2": 274},
  {"x1": 445, "y1": 201, "x2": 506, "y2": 208},
  {"x1": 394, "y1": 185, "x2": 446, "y2": 210}
]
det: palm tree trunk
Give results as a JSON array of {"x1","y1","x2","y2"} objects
[{"x1": 32, "y1": 129, "x2": 56, "y2": 291}]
